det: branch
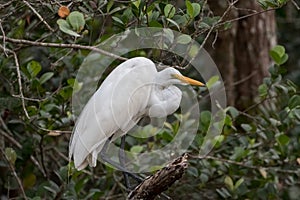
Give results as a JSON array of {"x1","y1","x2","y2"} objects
[
  {"x1": 0, "y1": 44, "x2": 30, "y2": 119},
  {"x1": 191, "y1": 154, "x2": 300, "y2": 175},
  {"x1": 22, "y1": 0, "x2": 55, "y2": 32},
  {"x1": 217, "y1": 7, "x2": 277, "y2": 28},
  {"x1": 0, "y1": 116, "x2": 47, "y2": 178},
  {"x1": 0, "y1": 148, "x2": 28, "y2": 200},
  {"x1": 128, "y1": 153, "x2": 188, "y2": 200},
  {"x1": 0, "y1": 36, "x2": 127, "y2": 61}
]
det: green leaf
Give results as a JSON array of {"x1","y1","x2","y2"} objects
[
  {"x1": 130, "y1": 145, "x2": 143, "y2": 153},
  {"x1": 258, "y1": 0, "x2": 269, "y2": 9},
  {"x1": 272, "y1": 45, "x2": 285, "y2": 57},
  {"x1": 166, "y1": 18, "x2": 180, "y2": 30},
  {"x1": 188, "y1": 44, "x2": 199, "y2": 58},
  {"x1": 23, "y1": 173, "x2": 36, "y2": 188},
  {"x1": 206, "y1": 75, "x2": 219, "y2": 89},
  {"x1": 270, "y1": 45, "x2": 288, "y2": 65},
  {"x1": 198, "y1": 22, "x2": 210, "y2": 29},
  {"x1": 231, "y1": 147, "x2": 250, "y2": 161},
  {"x1": 258, "y1": 83, "x2": 268, "y2": 98},
  {"x1": 107, "y1": 0, "x2": 114, "y2": 12},
  {"x1": 67, "y1": 78, "x2": 82, "y2": 93},
  {"x1": 199, "y1": 173, "x2": 209, "y2": 183},
  {"x1": 112, "y1": 16, "x2": 124, "y2": 25},
  {"x1": 67, "y1": 11, "x2": 85, "y2": 32},
  {"x1": 200, "y1": 111, "x2": 211, "y2": 125},
  {"x1": 216, "y1": 188, "x2": 231, "y2": 198},
  {"x1": 225, "y1": 106, "x2": 239, "y2": 119},
  {"x1": 149, "y1": 165, "x2": 163, "y2": 171},
  {"x1": 241, "y1": 124, "x2": 252, "y2": 132},
  {"x1": 176, "y1": 34, "x2": 191, "y2": 44},
  {"x1": 164, "y1": 4, "x2": 176, "y2": 18},
  {"x1": 270, "y1": 51, "x2": 281, "y2": 65},
  {"x1": 202, "y1": 16, "x2": 220, "y2": 26},
  {"x1": 234, "y1": 178, "x2": 244, "y2": 189},
  {"x1": 59, "y1": 86, "x2": 73, "y2": 100},
  {"x1": 292, "y1": 109, "x2": 300, "y2": 121},
  {"x1": 279, "y1": 53, "x2": 288, "y2": 65},
  {"x1": 27, "y1": 60, "x2": 42, "y2": 78},
  {"x1": 224, "y1": 115, "x2": 232, "y2": 126},
  {"x1": 224, "y1": 175, "x2": 234, "y2": 191},
  {"x1": 214, "y1": 135, "x2": 225, "y2": 146},
  {"x1": 191, "y1": 3, "x2": 201, "y2": 17},
  {"x1": 289, "y1": 95, "x2": 300, "y2": 109},
  {"x1": 5, "y1": 147, "x2": 17, "y2": 165},
  {"x1": 57, "y1": 19, "x2": 81, "y2": 37},
  {"x1": 277, "y1": 134, "x2": 290, "y2": 146},
  {"x1": 39, "y1": 72, "x2": 54, "y2": 84},
  {"x1": 186, "y1": 0, "x2": 193, "y2": 18},
  {"x1": 187, "y1": 166, "x2": 199, "y2": 177}
]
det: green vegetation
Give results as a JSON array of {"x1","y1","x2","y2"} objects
[{"x1": 0, "y1": 0, "x2": 299, "y2": 199}]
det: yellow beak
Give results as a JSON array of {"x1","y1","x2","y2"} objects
[{"x1": 173, "y1": 74, "x2": 205, "y2": 86}]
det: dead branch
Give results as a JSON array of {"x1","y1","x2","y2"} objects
[{"x1": 128, "y1": 153, "x2": 189, "y2": 200}]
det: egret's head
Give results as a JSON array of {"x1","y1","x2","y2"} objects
[{"x1": 158, "y1": 67, "x2": 205, "y2": 87}]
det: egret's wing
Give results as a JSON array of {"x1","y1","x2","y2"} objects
[{"x1": 69, "y1": 57, "x2": 157, "y2": 170}]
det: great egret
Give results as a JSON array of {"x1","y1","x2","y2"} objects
[{"x1": 69, "y1": 57, "x2": 204, "y2": 170}]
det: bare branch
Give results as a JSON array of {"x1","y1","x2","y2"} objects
[
  {"x1": 0, "y1": 116, "x2": 47, "y2": 178},
  {"x1": 291, "y1": 0, "x2": 300, "y2": 10},
  {"x1": 0, "y1": 36, "x2": 128, "y2": 61},
  {"x1": 191, "y1": 154, "x2": 300, "y2": 175},
  {"x1": 0, "y1": 45, "x2": 30, "y2": 119},
  {"x1": 22, "y1": 0, "x2": 55, "y2": 32},
  {"x1": 128, "y1": 153, "x2": 188, "y2": 200},
  {"x1": 217, "y1": 7, "x2": 277, "y2": 27},
  {"x1": 0, "y1": 148, "x2": 28, "y2": 200},
  {"x1": 0, "y1": 20, "x2": 7, "y2": 56}
]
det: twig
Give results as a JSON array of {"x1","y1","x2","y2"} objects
[
  {"x1": 0, "y1": 20, "x2": 7, "y2": 56},
  {"x1": 291, "y1": 0, "x2": 300, "y2": 10},
  {"x1": 187, "y1": 0, "x2": 239, "y2": 67},
  {"x1": 0, "y1": 148, "x2": 28, "y2": 200},
  {"x1": 128, "y1": 153, "x2": 189, "y2": 200},
  {"x1": 191, "y1": 154, "x2": 300, "y2": 175},
  {"x1": 0, "y1": 36, "x2": 127, "y2": 61},
  {"x1": 217, "y1": 7, "x2": 277, "y2": 28},
  {"x1": 39, "y1": 135, "x2": 48, "y2": 178},
  {"x1": 231, "y1": 70, "x2": 257, "y2": 87},
  {"x1": 11, "y1": 94, "x2": 45, "y2": 102},
  {"x1": 0, "y1": 1, "x2": 13, "y2": 9},
  {"x1": 0, "y1": 44, "x2": 30, "y2": 119},
  {"x1": 22, "y1": 0, "x2": 55, "y2": 32},
  {"x1": 0, "y1": 128, "x2": 47, "y2": 177}
]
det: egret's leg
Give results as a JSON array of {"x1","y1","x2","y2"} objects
[
  {"x1": 119, "y1": 135, "x2": 130, "y2": 188},
  {"x1": 100, "y1": 137, "x2": 171, "y2": 199},
  {"x1": 100, "y1": 136, "x2": 143, "y2": 184}
]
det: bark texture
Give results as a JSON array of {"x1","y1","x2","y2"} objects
[
  {"x1": 128, "y1": 154, "x2": 188, "y2": 200},
  {"x1": 207, "y1": 1, "x2": 276, "y2": 109}
]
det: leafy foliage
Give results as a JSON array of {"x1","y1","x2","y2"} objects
[{"x1": 0, "y1": 0, "x2": 299, "y2": 200}]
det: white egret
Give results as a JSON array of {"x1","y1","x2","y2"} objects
[{"x1": 69, "y1": 57, "x2": 204, "y2": 170}]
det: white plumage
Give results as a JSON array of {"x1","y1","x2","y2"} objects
[{"x1": 69, "y1": 57, "x2": 204, "y2": 170}]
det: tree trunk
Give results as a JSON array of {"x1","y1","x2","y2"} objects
[{"x1": 206, "y1": 1, "x2": 276, "y2": 109}]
